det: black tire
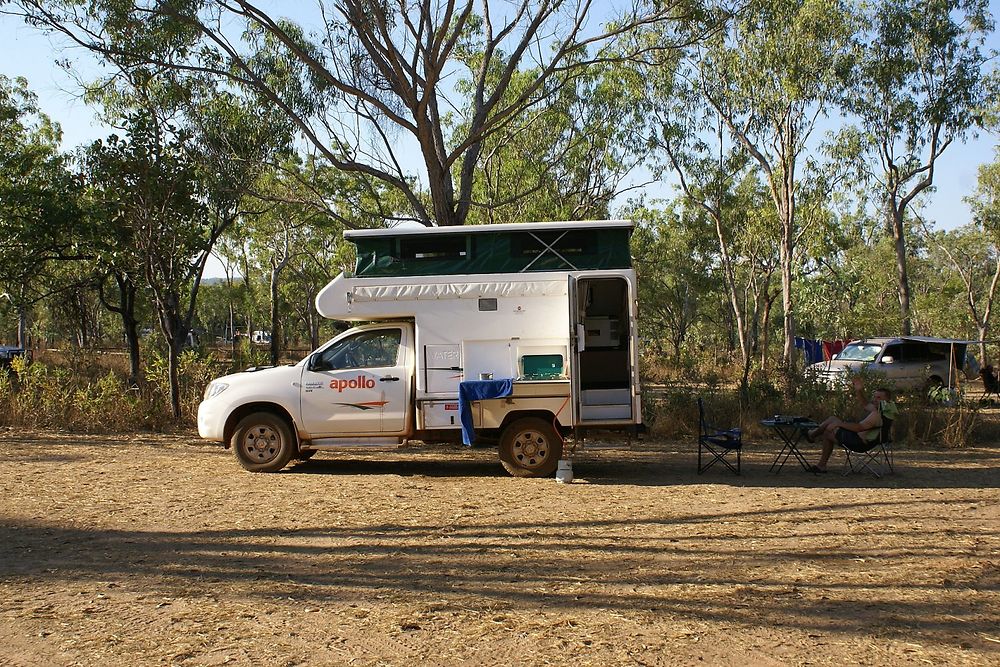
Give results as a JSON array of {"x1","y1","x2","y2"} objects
[
  {"x1": 924, "y1": 376, "x2": 945, "y2": 395},
  {"x1": 499, "y1": 417, "x2": 563, "y2": 478},
  {"x1": 232, "y1": 412, "x2": 296, "y2": 473}
]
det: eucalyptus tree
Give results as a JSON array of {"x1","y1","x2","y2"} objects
[
  {"x1": 282, "y1": 232, "x2": 349, "y2": 350},
  {"x1": 645, "y1": 89, "x2": 779, "y2": 380},
  {"x1": 649, "y1": 0, "x2": 855, "y2": 370},
  {"x1": 457, "y1": 59, "x2": 649, "y2": 225},
  {"x1": 242, "y1": 164, "x2": 334, "y2": 367},
  {"x1": 930, "y1": 226, "x2": 1000, "y2": 362},
  {"x1": 631, "y1": 205, "x2": 714, "y2": 363},
  {"x1": 221, "y1": 153, "x2": 392, "y2": 365},
  {"x1": 13, "y1": 0, "x2": 694, "y2": 227},
  {"x1": 76, "y1": 58, "x2": 292, "y2": 407},
  {"x1": 837, "y1": 0, "x2": 995, "y2": 335},
  {"x1": 0, "y1": 75, "x2": 85, "y2": 348},
  {"x1": 933, "y1": 149, "x2": 1000, "y2": 362},
  {"x1": 83, "y1": 113, "x2": 212, "y2": 416}
]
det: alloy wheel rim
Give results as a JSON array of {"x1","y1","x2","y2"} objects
[
  {"x1": 512, "y1": 429, "x2": 550, "y2": 469},
  {"x1": 241, "y1": 425, "x2": 281, "y2": 463}
]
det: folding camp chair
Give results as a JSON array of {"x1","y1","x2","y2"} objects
[
  {"x1": 697, "y1": 397, "x2": 743, "y2": 475},
  {"x1": 841, "y1": 405, "x2": 894, "y2": 478}
]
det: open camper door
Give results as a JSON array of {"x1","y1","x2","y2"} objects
[
  {"x1": 570, "y1": 274, "x2": 638, "y2": 424},
  {"x1": 567, "y1": 274, "x2": 582, "y2": 426}
]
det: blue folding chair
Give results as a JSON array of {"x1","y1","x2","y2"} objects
[{"x1": 697, "y1": 398, "x2": 743, "y2": 475}]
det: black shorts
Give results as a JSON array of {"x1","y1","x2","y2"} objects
[{"x1": 836, "y1": 428, "x2": 867, "y2": 450}]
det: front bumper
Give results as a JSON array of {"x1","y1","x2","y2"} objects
[
  {"x1": 197, "y1": 399, "x2": 226, "y2": 442},
  {"x1": 808, "y1": 368, "x2": 848, "y2": 388}
]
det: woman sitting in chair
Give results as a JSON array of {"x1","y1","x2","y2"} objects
[{"x1": 806, "y1": 376, "x2": 897, "y2": 473}]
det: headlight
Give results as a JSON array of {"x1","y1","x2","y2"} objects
[{"x1": 204, "y1": 381, "x2": 229, "y2": 400}]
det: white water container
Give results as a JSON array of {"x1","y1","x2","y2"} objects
[{"x1": 555, "y1": 459, "x2": 574, "y2": 483}]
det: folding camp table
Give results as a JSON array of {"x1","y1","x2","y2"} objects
[{"x1": 760, "y1": 416, "x2": 818, "y2": 473}]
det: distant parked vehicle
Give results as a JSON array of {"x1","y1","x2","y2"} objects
[
  {"x1": 0, "y1": 345, "x2": 30, "y2": 368},
  {"x1": 250, "y1": 331, "x2": 271, "y2": 346},
  {"x1": 807, "y1": 336, "x2": 978, "y2": 391}
]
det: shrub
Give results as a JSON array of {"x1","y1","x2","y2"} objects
[
  {"x1": 146, "y1": 348, "x2": 218, "y2": 420},
  {"x1": 645, "y1": 366, "x2": 986, "y2": 448},
  {"x1": 0, "y1": 348, "x2": 217, "y2": 432}
]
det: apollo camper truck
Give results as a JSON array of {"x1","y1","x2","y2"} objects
[{"x1": 197, "y1": 220, "x2": 643, "y2": 477}]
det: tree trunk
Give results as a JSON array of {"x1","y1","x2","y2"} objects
[
  {"x1": 119, "y1": 275, "x2": 141, "y2": 385},
  {"x1": 123, "y1": 322, "x2": 141, "y2": 386},
  {"x1": 98, "y1": 271, "x2": 142, "y2": 383},
  {"x1": 154, "y1": 291, "x2": 184, "y2": 420},
  {"x1": 76, "y1": 292, "x2": 88, "y2": 348},
  {"x1": 890, "y1": 205, "x2": 912, "y2": 335},
  {"x1": 307, "y1": 291, "x2": 320, "y2": 350},
  {"x1": 269, "y1": 265, "x2": 281, "y2": 367},
  {"x1": 167, "y1": 337, "x2": 181, "y2": 419},
  {"x1": 979, "y1": 325, "x2": 988, "y2": 366},
  {"x1": 230, "y1": 302, "x2": 238, "y2": 367},
  {"x1": 780, "y1": 217, "x2": 795, "y2": 370},
  {"x1": 761, "y1": 294, "x2": 774, "y2": 372},
  {"x1": 17, "y1": 307, "x2": 28, "y2": 350}
]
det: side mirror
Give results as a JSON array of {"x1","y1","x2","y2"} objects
[
  {"x1": 308, "y1": 352, "x2": 327, "y2": 372},
  {"x1": 880, "y1": 355, "x2": 894, "y2": 364},
  {"x1": 831, "y1": 353, "x2": 838, "y2": 360}
]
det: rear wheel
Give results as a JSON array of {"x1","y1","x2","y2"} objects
[
  {"x1": 499, "y1": 417, "x2": 563, "y2": 478},
  {"x1": 924, "y1": 376, "x2": 945, "y2": 398},
  {"x1": 232, "y1": 412, "x2": 295, "y2": 473}
]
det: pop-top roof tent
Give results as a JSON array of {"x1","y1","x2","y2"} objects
[{"x1": 345, "y1": 220, "x2": 634, "y2": 278}]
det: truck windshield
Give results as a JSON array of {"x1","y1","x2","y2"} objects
[{"x1": 837, "y1": 343, "x2": 882, "y2": 362}]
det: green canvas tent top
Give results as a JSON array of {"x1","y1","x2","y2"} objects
[{"x1": 345, "y1": 220, "x2": 633, "y2": 278}]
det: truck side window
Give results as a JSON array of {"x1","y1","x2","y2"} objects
[{"x1": 319, "y1": 329, "x2": 402, "y2": 370}]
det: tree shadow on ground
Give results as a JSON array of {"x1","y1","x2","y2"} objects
[
  {"x1": 1, "y1": 500, "x2": 997, "y2": 654},
  {"x1": 281, "y1": 442, "x2": 1000, "y2": 490}
]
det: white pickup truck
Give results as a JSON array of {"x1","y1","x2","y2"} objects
[{"x1": 197, "y1": 221, "x2": 643, "y2": 477}]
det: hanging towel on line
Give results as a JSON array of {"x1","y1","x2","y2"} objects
[{"x1": 794, "y1": 337, "x2": 824, "y2": 365}]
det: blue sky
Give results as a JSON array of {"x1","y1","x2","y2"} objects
[{"x1": 1, "y1": 2, "x2": 998, "y2": 238}]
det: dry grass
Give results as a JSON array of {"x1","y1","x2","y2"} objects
[{"x1": 0, "y1": 429, "x2": 997, "y2": 666}]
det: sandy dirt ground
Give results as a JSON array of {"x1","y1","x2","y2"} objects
[{"x1": 0, "y1": 427, "x2": 998, "y2": 666}]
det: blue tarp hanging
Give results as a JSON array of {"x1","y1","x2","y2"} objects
[
  {"x1": 794, "y1": 337, "x2": 824, "y2": 365},
  {"x1": 458, "y1": 379, "x2": 514, "y2": 445}
]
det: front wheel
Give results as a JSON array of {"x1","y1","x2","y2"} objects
[
  {"x1": 232, "y1": 412, "x2": 296, "y2": 473},
  {"x1": 499, "y1": 417, "x2": 563, "y2": 478}
]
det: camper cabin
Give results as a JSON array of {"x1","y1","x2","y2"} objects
[{"x1": 315, "y1": 220, "x2": 642, "y2": 436}]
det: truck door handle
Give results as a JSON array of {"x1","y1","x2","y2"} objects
[{"x1": 380, "y1": 376, "x2": 400, "y2": 382}]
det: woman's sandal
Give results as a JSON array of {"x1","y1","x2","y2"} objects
[{"x1": 808, "y1": 464, "x2": 828, "y2": 474}]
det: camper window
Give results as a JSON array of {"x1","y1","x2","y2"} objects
[
  {"x1": 399, "y1": 235, "x2": 468, "y2": 261},
  {"x1": 512, "y1": 231, "x2": 596, "y2": 258}
]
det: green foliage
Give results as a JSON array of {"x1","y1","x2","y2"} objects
[
  {"x1": 631, "y1": 205, "x2": 715, "y2": 361},
  {"x1": 3, "y1": 1, "x2": 1000, "y2": 447},
  {"x1": 454, "y1": 59, "x2": 648, "y2": 224},
  {"x1": 969, "y1": 147, "x2": 1000, "y2": 236},
  {"x1": 146, "y1": 348, "x2": 217, "y2": 419},
  {"x1": 0, "y1": 356, "x2": 149, "y2": 431},
  {"x1": 646, "y1": 367, "x2": 981, "y2": 448},
  {"x1": 0, "y1": 74, "x2": 86, "y2": 316}
]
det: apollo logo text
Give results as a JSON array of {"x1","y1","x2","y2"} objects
[{"x1": 330, "y1": 376, "x2": 376, "y2": 391}]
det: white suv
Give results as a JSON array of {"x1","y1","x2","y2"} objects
[{"x1": 807, "y1": 336, "x2": 977, "y2": 390}]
